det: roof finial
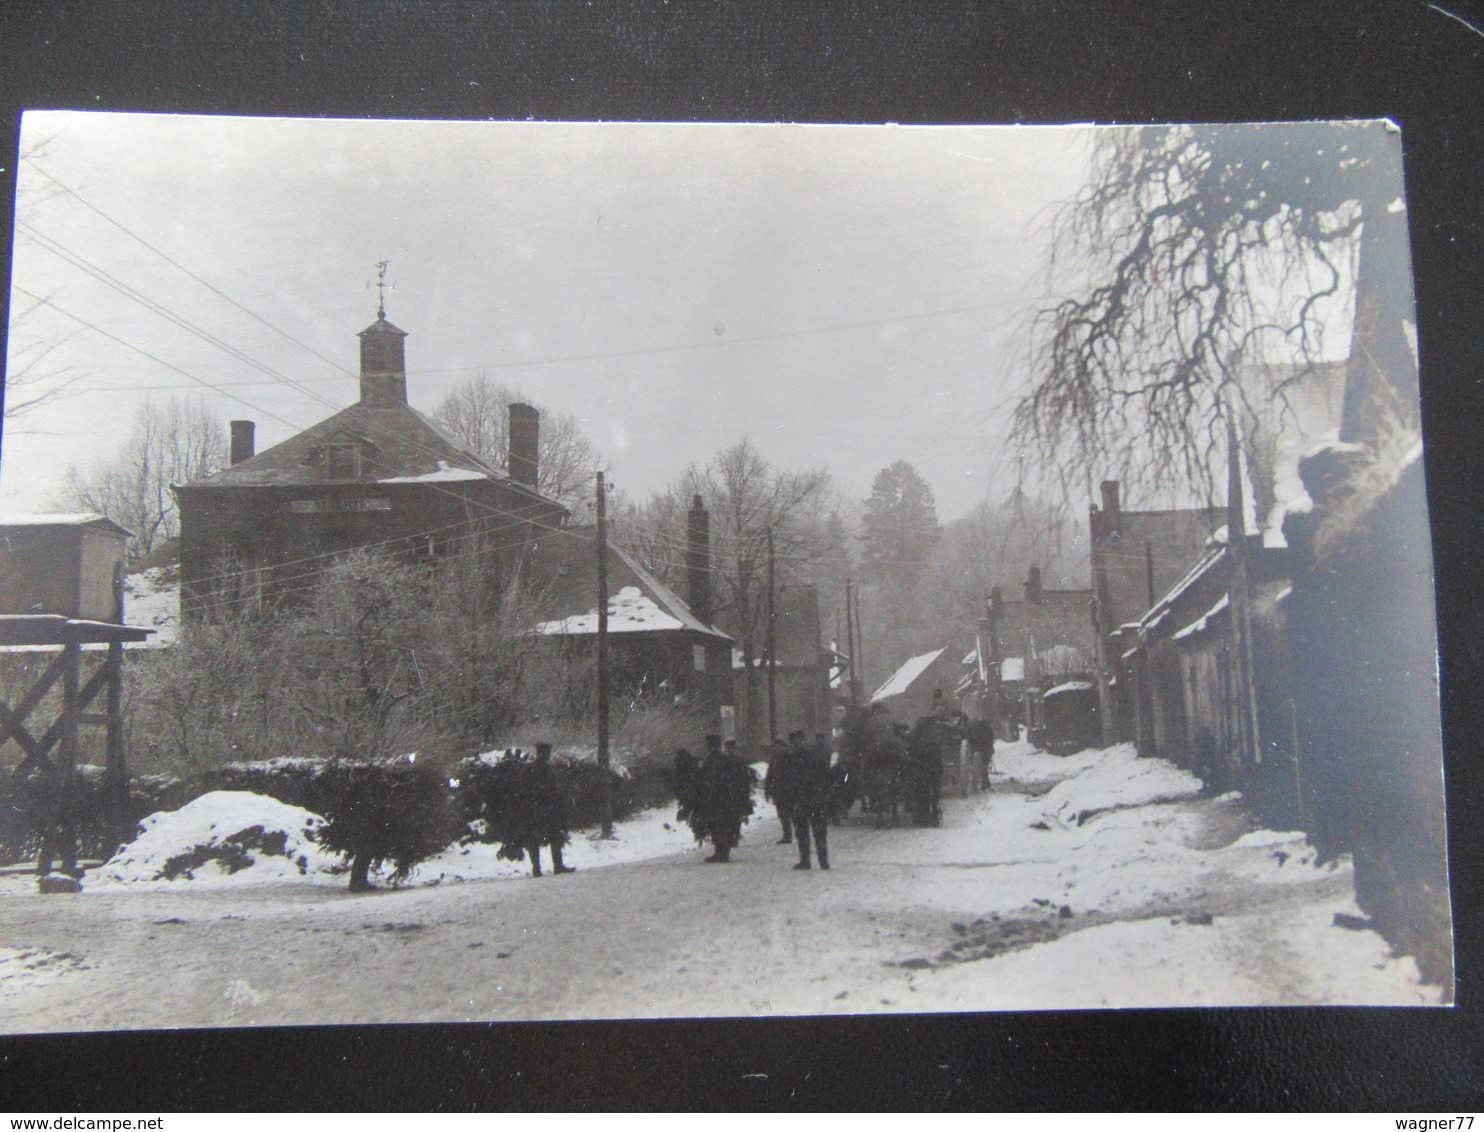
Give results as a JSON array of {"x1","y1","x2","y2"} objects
[{"x1": 369, "y1": 258, "x2": 395, "y2": 320}]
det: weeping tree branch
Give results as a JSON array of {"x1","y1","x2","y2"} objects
[{"x1": 1012, "y1": 122, "x2": 1414, "y2": 516}]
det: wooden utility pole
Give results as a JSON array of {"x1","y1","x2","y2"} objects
[
  {"x1": 595, "y1": 471, "x2": 612, "y2": 836},
  {"x1": 845, "y1": 578, "x2": 863, "y2": 706},
  {"x1": 851, "y1": 584, "x2": 865, "y2": 702},
  {"x1": 766, "y1": 527, "x2": 777, "y2": 742}
]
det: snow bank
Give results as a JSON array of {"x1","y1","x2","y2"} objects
[
  {"x1": 992, "y1": 740, "x2": 1105, "y2": 786},
  {"x1": 97, "y1": 791, "x2": 341, "y2": 887},
  {"x1": 1036, "y1": 743, "x2": 1203, "y2": 827},
  {"x1": 905, "y1": 892, "x2": 1439, "y2": 1010}
]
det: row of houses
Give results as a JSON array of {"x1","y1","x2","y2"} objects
[{"x1": 859, "y1": 361, "x2": 1446, "y2": 981}]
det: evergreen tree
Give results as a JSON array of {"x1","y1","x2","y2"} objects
[{"x1": 860, "y1": 461, "x2": 940, "y2": 589}]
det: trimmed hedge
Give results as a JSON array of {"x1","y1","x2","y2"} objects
[{"x1": 0, "y1": 768, "x2": 191, "y2": 866}]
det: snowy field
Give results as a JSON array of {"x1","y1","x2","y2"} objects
[{"x1": 0, "y1": 741, "x2": 1439, "y2": 1032}]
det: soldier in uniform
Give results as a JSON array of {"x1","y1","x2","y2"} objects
[
  {"x1": 677, "y1": 734, "x2": 756, "y2": 863},
  {"x1": 764, "y1": 733, "x2": 803, "y2": 844},
  {"x1": 907, "y1": 715, "x2": 945, "y2": 827},
  {"x1": 789, "y1": 733, "x2": 834, "y2": 870},
  {"x1": 526, "y1": 742, "x2": 577, "y2": 875}
]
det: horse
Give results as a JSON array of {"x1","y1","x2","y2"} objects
[{"x1": 838, "y1": 704, "x2": 913, "y2": 828}]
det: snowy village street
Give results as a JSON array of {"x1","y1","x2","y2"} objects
[{"x1": 0, "y1": 742, "x2": 1438, "y2": 1034}]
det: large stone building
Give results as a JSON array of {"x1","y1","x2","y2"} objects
[{"x1": 176, "y1": 312, "x2": 568, "y2": 614}]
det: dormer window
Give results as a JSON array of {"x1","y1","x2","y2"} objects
[{"x1": 325, "y1": 443, "x2": 361, "y2": 479}]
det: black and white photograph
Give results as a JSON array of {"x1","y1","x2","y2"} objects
[{"x1": 0, "y1": 109, "x2": 1454, "y2": 1034}]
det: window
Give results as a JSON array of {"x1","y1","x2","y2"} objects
[
  {"x1": 289, "y1": 497, "x2": 391, "y2": 514},
  {"x1": 324, "y1": 443, "x2": 361, "y2": 479}
]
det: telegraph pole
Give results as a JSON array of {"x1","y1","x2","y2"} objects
[
  {"x1": 851, "y1": 584, "x2": 865, "y2": 703},
  {"x1": 596, "y1": 470, "x2": 612, "y2": 836},
  {"x1": 845, "y1": 577, "x2": 862, "y2": 706},
  {"x1": 766, "y1": 527, "x2": 777, "y2": 742}
]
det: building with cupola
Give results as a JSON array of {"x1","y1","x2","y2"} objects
[{"x1": 175, "y1": 309, "x2": 568, "y2": 615}]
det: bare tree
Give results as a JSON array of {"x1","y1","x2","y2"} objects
[
  {"x1": 2, "y1": 294, "x2": 94, "y2": 425},
  {"x1": 1012, "y1": 121, "x2": 1416, "y2": 511},
  {"x1": 620, "y1": 439, "x2": 832, "y2": 745},
  {"x1": 432, "y1": 374, "x2": 605, "y2": 512},
  {"x1": 4, "y1": 134, "x2": 95, "y2": 426},
  {"x1": 58, "y1": 396, "x2": 226, "y2": 559}
]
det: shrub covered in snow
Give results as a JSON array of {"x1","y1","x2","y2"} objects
[
  {"x1": 454, "y1": 748, "x2": 629, "y2": 852},
  {"x1": 314, "y1": 756, "x2": 460, "y2": 891},
  {"x1": 203, "y1": 755, "x2": 460, "y2": 890}
]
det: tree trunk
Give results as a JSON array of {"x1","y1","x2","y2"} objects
[{"x1": 348, "y1": 852, "x2": 372, "y2": 892}]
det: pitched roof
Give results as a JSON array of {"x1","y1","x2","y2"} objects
[
  {"x1": 527, "y1": 527, "x2": 732, "y2": 641},
  {"x1": 183, "y1": 400, "x2": 559, "y2": 510},
  {"x1": 0, "y1": 512, "x2": 134, "y2": 538},
  {"x1": 1093, "y1": 507, "x2": 1225, "y2": 632},
  {"x1": 870, "y1": 646, "x2": 949, "y2": 703}
]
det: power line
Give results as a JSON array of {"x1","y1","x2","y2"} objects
[{"x1": 22, "y1": 160, "x2": 360, "y2": 381}]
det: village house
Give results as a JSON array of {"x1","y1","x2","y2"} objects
[
  {"x1": 729, "y1": 582, "x2": 836, "y2": 744},
  {"x1": 869, "y1": 644, "x2": 961, "y2": 724},
  {"x1": 1088, "y1": 480, "x2": 1226, "y2": 746},
  {"x1": 1106, "y1": 433, "x2": 1297, "y2": 819},
  {"x1": 526, "y1": 496, "x2": 735, "y2": 729},
  {"x1": 175, "y1": 311, "x2": 568, "y2": 615},
  {"x1": 971, "y1": 565, "x2": 1097, "y2": 747}
]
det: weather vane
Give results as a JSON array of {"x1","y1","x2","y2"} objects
[{"x1": 368, "y1": 258, "x2": 396, "y2": 319}]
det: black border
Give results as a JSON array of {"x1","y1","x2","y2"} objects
[{"x1": 0, "y1": 0, "x2": 1480, "y2": 1111}]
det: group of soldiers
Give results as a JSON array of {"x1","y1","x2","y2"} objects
[
  {"x1": 670, "y1": 695, "x2": 997, "y2": 867},
  {"x1": 671, "y1": 731, "x2": 832, "y2": 870},
  {"x1": 485, "y1": 693, "x2": 997, "y2": 877}
]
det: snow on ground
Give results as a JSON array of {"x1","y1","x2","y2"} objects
[
  {"x1": 93, "y1": 791, "x2": 341, "y2": 887},
  {"x1": 0, "y1": 740, "x2": 1444, "y2": 1029},
  {"x1": 122, "y1": 566, "x2": 179, "y2": 647},
  {"x1": 414, "y1": 804, "x2": 708, "y2": 883},
  {"x1": 77, "y1": 788, "x2": 708, "y2": 892},
  {"x1": 1034, "y1": 742, "x2": 1203, "y2": 826}
]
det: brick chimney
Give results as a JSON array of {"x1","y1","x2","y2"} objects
[
  {"x1": 229, "y1": 420, "x2": 256, "y2": 466},
  {"x1": 1095, "y1": 479, "x2": 1122, "y2": 540},
  {"x1": 357, "y1": 316, "x2": 408, "y2": 404},
  {"x1": 507, "y1": 403, "x2": 540, "y2": 488},
  {"x1": 1025, "y1": 564, "x2": 1043, "y2": 605},
  {"x1": 686, "y1": 494, "x2": 712, "y2": 623}
]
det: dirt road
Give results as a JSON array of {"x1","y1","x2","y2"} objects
[{"x1": 2, "y1": 768, "x2": 1404, "y2": 1033}]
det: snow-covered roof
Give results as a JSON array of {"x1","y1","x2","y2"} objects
[
  {"x1": 870, "y1": 646, "x2": 948, "y2": 703},
  {"x1": 378, "y1": 460, "x2": 490, "y2": 484},
  {"x1": 0, "y1": 512, "x2": 134, "y2": 538},
  {"x1": 535, "y1": 584, "x2": 685, "y2": 635},
  {"x1": 1001, "y1": 657, "x2": 1025, "y2": 682},
  {"x1": 1043, "y1": 680, "x2": 1095, "y2": 698},
  {"x1": 1171, "y1": 594, "x2": 1230, "y2": 643},
  {"x1": 524, "y1": 529, "x2": 731, "y2": 642}
]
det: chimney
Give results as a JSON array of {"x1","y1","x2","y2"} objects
[
  {"x1": 357, "y1": 317, "x2": 408, "y2": 404},
  {"x1": 230, "y1": 420, "x2": 256, "y2": 465},
  {"x1": 1099, "y1": 479, "x2": 1120, "y2": 518},
  {"x1": 1025, "y1": 564, "x2": 1043, "y2": 605},
  {"x1": 686, "y1": 494, "x2": 712, "y2": 623},
  {"x1": 508, "y1": 403, "x2": 540, "y2": 489}
]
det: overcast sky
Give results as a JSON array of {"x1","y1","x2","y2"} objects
[{"x1": 2, "y1": 112, "x2": 1093, "y2": 521}]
